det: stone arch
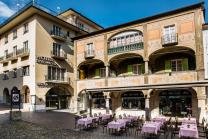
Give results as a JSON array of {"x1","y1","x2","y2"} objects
[
  {"x1": 45, "y1": 86, "x2": 71, "y2": 109},
  {"x1": 21, "y1": 85, "x2": 30, "y2": 103},
  {"x1": 3, "y1": 88, "x2": 10, "y2": 104}
]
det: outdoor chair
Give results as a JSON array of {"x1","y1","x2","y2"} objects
[
  {"x1": 119, "y1": 115, "x2": 122, "y2": 119},
  {"x1": 135, "y1": 125, "x2": 142, "y2": 136},
  {"x1": 158, "y1": 122, "x2": 168, "y2": 139},
  {"x1": 119, "y1": 125, "x2": 129, "y2": 136},
  {"x1": 94, "y1": 113, "x2": 98, "y2": 117},
  {"x1": 74, "y1": 116, "x2": 81, "y2": 129},
  {"x1": 100, "y1": 119, "x2": 108, "y2": 133}
]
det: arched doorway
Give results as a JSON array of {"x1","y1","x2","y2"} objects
[
  {"x1": 3, "y1": 88, "x2": 10, "y2": 104},
  {"x1": 46, "y1": 87, "x2": 71, "y2": 109},
  {"x1": 22, "y1": 86, "x2": 30, "y2": 103}
]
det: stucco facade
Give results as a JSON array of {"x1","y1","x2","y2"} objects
[{"x1": 74, "y1": 3, "x2": 207, "y2": 122}]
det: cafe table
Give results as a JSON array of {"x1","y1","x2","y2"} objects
[
  {"x1": 179, "y1": 124, "x2": 199, "y2": 138},
  {"x1": 77, "y1": 117, "x2": 94, "y2": 127},
  {"x1": 182, "y1": 118, "x2": 197, "y2": 124},
  {"x1": 142, "y1": 121, "x2": 162, "y2": 135},
  {"x1": 152, "y1": 117, "x2": 167, "y2": 124},
  {"x1": 107, "y1": 119, "x2": 126, "y2": 130},
  {"x1": 99, "y1": 114, "x2": 111, "y2": 120}
]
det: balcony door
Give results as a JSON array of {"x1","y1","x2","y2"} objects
[
  {"x1": 86, "y1": 43, "x2": 93, "y2": 56},
  {"x1": 163, "y1": 25, "x2": 176, "y2": 43},
  {"x1": 53, "y1": 43, "x2": 61, "y2": 57}
]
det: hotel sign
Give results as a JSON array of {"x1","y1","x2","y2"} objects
[
  {"x1": 37, "y1": 83, "x2": 56, "y2": 88},
  {"x1": 36, "y1": 56, "x2": 58, "y2": 66}
]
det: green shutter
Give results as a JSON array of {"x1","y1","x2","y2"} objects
[
  {"x1": 127, "y1": 65, "x2": 133, "y2": 75},
  {"x1": 165, "y1": 60, "x2": 171, "y2": 72},
  {"x1": 182, "y1": 58, "x2": 188, "y2": 71},
  {"x1": 141, "y1": 63, "x2": 145, "y2": 74},
  {"x1": 95, "y1": 69, "x2": 100, "y2": 78}
]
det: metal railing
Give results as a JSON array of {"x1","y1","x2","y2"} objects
[
  {"x1": 50, "y1": 30, "x2": 67, "y2": 40},
  {"x1": 17, "y1": 48, "x2": 30, "y2": 56},
  {"x1": 45, "y1": 75, "x2": 69, "y2": 83},
  {"x1": 161, "y1": 33, "x2": 178, "y2": 46},
  {"x1": 108, "y1": 42, "x2": 144, "y2": 55},
  {"x1": 51, "y1": 50, "x2": 67, "y2": 59},
  {"x1": 84, "y1": 50, "x2": 95, "y2": 58}
]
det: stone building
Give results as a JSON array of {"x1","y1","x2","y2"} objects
[
  {"x1": 0, "y1": 2, "x2": 102, "y2": 111},
  {"x1": 73, "y1": 2, "x2": 207, "y2": 122}
]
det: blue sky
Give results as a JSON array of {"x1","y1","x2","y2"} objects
[{"x1": 0, "y1": 0, "x2": 207, "y2": 28}]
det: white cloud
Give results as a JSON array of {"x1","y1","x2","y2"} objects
[{"x1": 0, "y1": 1, "x2": 15, "y2": 17}]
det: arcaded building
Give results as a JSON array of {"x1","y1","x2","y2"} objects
[
  {"x1": 0, "y1": 2, "x2": 102, "y2": 111},
  {"x1": 74, "y1": 2, "x2": 208, "y2": 122}
]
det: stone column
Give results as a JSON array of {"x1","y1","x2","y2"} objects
[
  {"x1": 105, "y1": 64, "x2": 109, "y2": 77},
  {"x1": 145, "y1": 95, "x2": 150, "y2": 120},
  {"x1": 198, "y1": 95, "x2": 206, "y2": 123},
  {"x1": 145, "y1": 60, "x2": 149, "y2": 74},
  {"x1": 104, "y1": 92, "x2": 110, "y2": 114},
  {"x1": 88, "y1": 92, "x2": 92, "y2": 117}
]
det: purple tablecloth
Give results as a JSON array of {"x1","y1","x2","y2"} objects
[
  {"x1": 99, "y1": 114, "x2": 111, "y2": 120},
  {"x1": 142, "y1": 122, "x2": 161, "y2": 134},
  {"x1": 77, "y1": 117, "x2": 93, "y2": 126},
  {"x1": 107, "y1": 120, "x2": 126, "y2": 130},
  {"x1": 179, "y1": 124, "x2": 199, "y2": 138},
  {"x1": 152, "y1": 117, "x2": 167, "y2": 124},
  {"x1": 182, "y1": 118, "x2": 197, "y2": 124}
]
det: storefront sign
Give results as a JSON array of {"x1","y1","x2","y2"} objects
[
  {"x1": 37, "y1": 83, "x2": 56, "y2": 88},
  {"x1": 36, "y1": 57, "x2": 58, "y2": 66},
  {"x1": 11, "y1": 88, "x2": 21, "y2": 110}
]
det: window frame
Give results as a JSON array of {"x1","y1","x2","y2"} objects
[{"x1": 171, "y1": 59, "x2": 183, "y2": 72}]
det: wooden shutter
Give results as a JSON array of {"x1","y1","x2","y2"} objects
[
  {"x1": 182, "y1": 58, "x2": 188, "y2": 71},
  {"x1": 79, "y1": 70, "x2": 85, "y2": 80},
  {"x1": 165, "y1": 60, "x2": 171, "y2": 72},
  {"x1": 127, "y1": 65, "x2": 133, "y2": 75},
  {"x1": 141, "y1": 63, "x2": 145, "y2": 74},
  {"x1": 95, "y1": 69, "x2": 100, "y2": 78}
]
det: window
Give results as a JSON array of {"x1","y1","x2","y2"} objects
[
  {"x1": 13, "y1": 46, "x2": 17, "y2": 56},
  {"x1": 100, "y1": 68, "x2": 106, "y2": 77},
  {"x1": 122, "y1": 92, "x2": 145, "y2": 110},
  {"x1": 47, "y1": 66, "x2": 66, "y2": 81},
  {"x1": 23, "y1": 41, "x2": 29, "y2": 52},
  {"x1": 67, "y1": 31, "x2": 70, "y2": 37},
  {"x1": 52, "y1": 25, "x2": 61, "y2": 36},
  {"x1": 171, "y1": 59, "x2": 183, "y2": 72},
  {"x1": 3, "y1": 71, "x2": 9, "y2": 80},
  {"x1": 92, "y1": 93, "x2": 106, "y2": 109},
  {"x1": 132, "y1": 64, "x2": 142, "y2": 75},
  {"x1": 13, "y1": 69, "x2": 17, "y2": 78},
  {"x1": 22, "y1": 66, "x2": 30, "y2": 76},
  {"x1": 163, "y1": 25, "x2": 176, "y2": 44},
  {"x1": 13, "y1": 29, "x2": 17, "y2": 39},
  {"x1": 86, "y1": 43, "x2": 93, "y2": 55},
  {"x1": 23, "y1": 23, "x2": 28, "y2": 34},
  {"x1": 78, "y1": 22, "x2": 84, "y2": 29},
  {"x1": 4, "y1": 50, "x2": 8, "y2": 58},
  {"x1": 53, "y1": 43, "x2": 61, "y2": 56},
  {"x1": 5, "y1": 35, "x2": 8, "y2": 44}
]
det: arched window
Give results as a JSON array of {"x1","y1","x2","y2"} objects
[
  {"x1": 109, "y1": 31, "x2": 143, "y2": 48},
  {"x1": 121, "y1": 91, "x2": 145, "y2": 110}
]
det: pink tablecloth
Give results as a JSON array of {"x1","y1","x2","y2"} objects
[
  {"x1": 99, "y1": 114, "x2": 111, "y2": 120},
  {"x1": 182, "y1": 118, "x2": 197, "y2": 124},
  {"x1": 107, "y1": 120, "x2": 126, "y2": 130},
  {"x1": 179, "y1": 124, "x2": 199, "y2": 138},
  {"x1": 142, "y1": 122, "x2": 161, "y2": 134},
  {"x1": 77, "y1": 117, "x2": 93, "y2": 126}
]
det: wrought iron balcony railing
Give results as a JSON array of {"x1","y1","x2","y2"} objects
[
  {"x1": 51, "y1": 50, "x2": 67, "y2": 60},
  {"x1": 161, "y1": 33, "x2": 178, "y2": 46},
  {"x1": 50, "y1": 30, "x2": 67, "y2": 41},
  {"x1": 45, "y1": 75, "x2": 69, "y2": 84},
  {"x1": 108, "y1": 42, "x2": 143, "y2": 55},
  {"x1": 84, "y1": 50, "x2": 95, "y2": 58}
]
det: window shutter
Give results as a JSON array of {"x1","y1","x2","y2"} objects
[
  {"x1": 127, "y1": 65, "x2": 133, "y2": 75},
  {"x1": 182, "y1": 58, "x2": 188, "y2": 71},
  {"x1": 95, "y1": 69, "x2": 100, "y2": 78},
  {"x1": 79, "y1": 70, "x2": 85, "y2": 80},
  {"x1": 141, "y1": 63, "x2": 145, "y2": 74},
  {"x1": 165, "y1": 60, "x2": 171, "y2": 72}
]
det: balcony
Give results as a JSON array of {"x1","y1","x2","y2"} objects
[
  {"x1": 148, "y1": 71, "x2": 197, "y2": 85},
  {"x1": 45, "y1": 75, "x2": 69, "y2": 84},
  {"x1": 84, "y1": 50, "x2": 95, "y2": 59},
  {"x1": 108, "y1": 42, "x2": 143, "y2": 55},
  {"x1": 77, "y1": 78, "x2": 106, "y2": 93},
  {"x1": 51, "y1": 51, "x2": 67, "y2": 60},
  {"x1": 50, "y1": 31, "x2": 67, "y2": 41},
  {"x1": 161, "y1": 33, "x2": 178, "y2": 46},
  {"x1": 0, "y1": 53, "x2": 16, "y2": 63},
  {"x1": 108, "y1": 75, "x2": 145, "y2": 88},
  {"x1": 17, "y1": 48, "x2": 30, "y2": 57}
]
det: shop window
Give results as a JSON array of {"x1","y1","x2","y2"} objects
[
  {"x1": 121, "y1": 92, "x2": 145, "y2": 110},
  {"x1": 92, "y1": 93, "x2": 106, "y2": 109}
]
